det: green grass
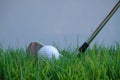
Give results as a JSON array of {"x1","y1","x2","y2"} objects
[{"x1": 0, "y1": 44, "x2": 120, "y2": 80}]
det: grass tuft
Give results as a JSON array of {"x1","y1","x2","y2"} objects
[{"x1": 0, "y1": 44, "x2": 120, "y2": 80}]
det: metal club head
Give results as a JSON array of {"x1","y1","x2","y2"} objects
[{"x1": 26, "y1": 42, "x2": 44, "y2": 58}]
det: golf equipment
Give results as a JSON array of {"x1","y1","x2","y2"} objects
[
  {"x1": 38, "y1": 45, "x2": 61, "y2": 59},
  {"x1": 27, "y1": 42, "x2": 43, "y2": 58},
  {"x1": 27, "y1": 42, "x2": 61, "y2": 59},
  {"x1": 78, "y1": 1, "x2": 120, "y2": 56}
]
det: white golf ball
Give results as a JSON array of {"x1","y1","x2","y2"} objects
[{"x1": 38, "y1": 45, "x2": 61, "y2": 59}]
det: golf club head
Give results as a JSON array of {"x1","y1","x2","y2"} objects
[
  {"x1": 26, "y1": 42, "x2": 44, "y2": 58},
  {"x1": 77, "y1": 42, "x2": 89, "y2": 57}
]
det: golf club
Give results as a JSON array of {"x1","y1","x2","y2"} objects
[
  {"x1": 78, "y1": 1, "x2": 120, "y2": 56},
  {"x1": 27, "y1": 42, "x2": 44, "y2": 58}
]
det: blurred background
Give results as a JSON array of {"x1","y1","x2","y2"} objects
[{"x1": 0, "y1": 0, "x2": 120, "y2": 50}]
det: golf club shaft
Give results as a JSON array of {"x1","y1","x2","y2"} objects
[
  {"x1": 87, "y1": 1, "x2": 120, "y2": 44},
  {"x1": 78, "y1": 1, "x2": 120, "y2": 55}
]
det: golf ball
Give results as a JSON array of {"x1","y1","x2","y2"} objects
[{"x1": 38, "y1": 45, "x2": 61, "y2": 59}]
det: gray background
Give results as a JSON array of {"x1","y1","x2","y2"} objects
[{"x1": 0, "y1": 0, "x2": 120, "y2": 49}]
